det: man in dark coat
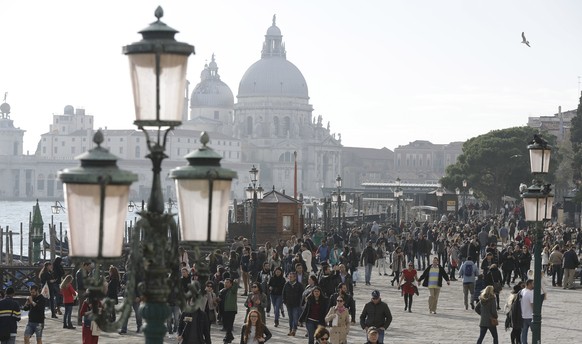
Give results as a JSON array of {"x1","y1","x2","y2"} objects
[
  {"x1": 282, "y1": 271, "x2": 305, "y2": 336},
  {"x1": 359, "y1": 290, "x2": 392, "y2": 344},
  {"x1": 177, "y1": 307, "x2": 211, "y2": 344},
  {"x1": 562, "y1": 245, "x2": 580, "y2": 289},
  {"x1": 0, "y1": 287, "x2": 21, "y2": 342},
  {"x1": 318, "y1": 264, "x2": 340, "y2": 298}
]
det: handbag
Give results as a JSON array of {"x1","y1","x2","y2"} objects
[
  {"x1": 90, "y1": 320, "x2": 100, "y2": 336},
  {"x1": 41, "y1": 283, "x2": 50, "y2": 298},
  {"x1": 490, "y1": 317, "x2": 499, "y2": 326},
  {"x1": 493, "y1": 281, "x2": 502, "y2": 293}
]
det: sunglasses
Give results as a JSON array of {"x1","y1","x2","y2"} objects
[
  {"x1": 336, "y1": 299, "x2": 344, "y2": 302},
  {"x1": 252, "y1": 286, "x2": 258, "y2": 288},
  {"x1": 320, "y1": 337, "x2": 329, "y2": 341}
]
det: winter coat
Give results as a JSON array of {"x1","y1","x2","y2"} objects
[
  {"x1": 282, "y1": 281, "x2": 304, "y2": 308},
  {"x1": 475, "y1": 297, "x2": 498, "y2": 328},
  {"x1": 359, "y1": 300, "x2": 392, "y2": 329},
  {"x1": 325, "y1": 305, "x2": 351, "y2": 344}
]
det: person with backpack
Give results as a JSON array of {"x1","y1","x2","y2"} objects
[{"x1": 459, "y1": 257, "x2": 479, "y2": 310}]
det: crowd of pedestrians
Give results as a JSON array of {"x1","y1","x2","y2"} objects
[{"x1": 3, "y1": 202, "x2": 582, "y2": 344}]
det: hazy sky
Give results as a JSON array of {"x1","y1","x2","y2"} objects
[{"x1": 1, "y1": 1, "x2": 581, "y2": 154}]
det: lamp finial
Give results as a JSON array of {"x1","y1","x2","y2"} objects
[{"x1": 154, "y1": 6, "x2": 164, "y2": 21}]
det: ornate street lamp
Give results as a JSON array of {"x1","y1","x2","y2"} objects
[
  {"x1": 127, "y1": 200, "x2": 145, "y2": 213},
  {"x1": 58, "y1": 7, "x2": 236, "y2": 344},
  {"x1": 435, "y1": 185, "x2": 444, "y2": 219},
  {"x1": 51, "y1": 201, "x2": 66, "y2": 214},
  {"x1": 245, "y1": 165, "x2": 263, "y2": 249},
  {"x1": 394, "y1": 177, "x2": 403, "y2": 225},
  {"x1": 521, "y1": 134, "x2": 552, "y2": 344},
  {"x1": 331, "y1": 175, "x2": 345, "y2": 230}
]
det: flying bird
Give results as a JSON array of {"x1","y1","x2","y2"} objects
[{"x1": 521, "y1": 32, "x2": 530, "y2": 47}]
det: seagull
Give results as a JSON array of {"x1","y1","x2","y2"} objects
[{"x1": 521, "y1": 32, "x2": 530, "y2": 47}]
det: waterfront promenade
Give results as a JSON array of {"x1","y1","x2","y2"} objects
[{"x1": 16, "y1": 271, "x2": 577, "y2": 343}]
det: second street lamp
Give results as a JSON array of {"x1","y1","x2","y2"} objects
[
  {"x1": 435, "y1": 185, "x2": 444, "y2": 219},
  {"x1": 246, "y1": 165, "x2": 263, "y2": 250},
  {"x1": 331, "y1": 175, "x2": 345, "y2": 231},
  {"x1": 394, "y1": 177, "x2": 403, "y2": 225},
  {"x1": 521, "y1": 134, "x2": 553, "y2": 344}
]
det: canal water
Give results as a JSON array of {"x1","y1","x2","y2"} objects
[{"x1": 0, "y1": 200, "x2": 144, "y2": 260}]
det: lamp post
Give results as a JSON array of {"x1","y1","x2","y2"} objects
[
  {"x1": 312, "y1": 200, "x2": 318, "y2": 227},
  {"x1": 456, "y1": 179, "x2": 473, "y2": 221},
  {"x1": 394, "y1": 177, "x2": 403, "y2": 225},
  {"x1": 245, "y1": 165, "x2": 264, "y2": 250},
  {"x1": 435, "y1": 185, "x2": 444, "y2": 219},
  {"x1": 331, "y1": 175, "x2": 345, "y2": 231},
  {"x1": 51, "y1": 201, "x2": 66, "y2": 214},
  {"x1": 521, "y1": 134, "x2": 552, "y2": 344},
  {"x1": 58, "y1": 7, "x2": 236, "y2": 344}
]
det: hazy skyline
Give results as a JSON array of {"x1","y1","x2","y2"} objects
[{"x1": 1, "y1": 1, "x2": 581, "y2": 154}]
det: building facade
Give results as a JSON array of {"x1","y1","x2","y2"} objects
[{"x1": 0, "y1": 16, "x2": 469, "y2": 203}]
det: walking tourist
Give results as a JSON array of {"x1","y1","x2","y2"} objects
[
  {"x1": 299, "y1": 286, "x2": 329, "y2": 344},
  {"x1": 59, "y1": 274, "x2": 77, "y2": 329},
  {"x1": 240, "y1": 309, "x2": 272, "y2": 343},
  {"x1": 390, "y1": 247, "x2": 405, "y2": 287},
  {"x1": 314, "y1": 326, "x2": 331, "y2": 344},
  {"x1": 459, "y1": 257, "x2": 478, "y2": 310},
  {"x1": 176, "y1": 306, "x2": 211, "y2": 344},
  {"x1": 359, "y1": 290, "x2": 392, "y2": 343},
  {"x1": 418, "y1": 257, "x2": 450, "y2": 314},
  {"x1": 0, "y1": 287, "x2": 21, "y2": 344},
  {"x1": 218, "y1": 278, "x2": 239, "y2": 344},
  {"x1": 399, "y1": 261, "x2": 419, "y2": 312},
  {"x1": 39, "y1": 262, "x2": 58, "y2": 318},
  {"x1": 475, "y1": 285, "x2": 499, "y2": 344},
  {"x1": 364, "y1": 326, "x2": 383, "y2": 344},
  {"x1": 520, "y1": 279, "x2": 534, "y2": 344},
  {"x1": 268, "y1": 267, "x2": 285, "y2": 327},
  {"x1": 282, "y1": 271, "x2": 304, "y2": 337},
  {"x1": 22, "y1": 285, "x2": 45, "y2": 344},
  {"x1": 325, "y1": 293, "x2": 351, "y2": 344}
]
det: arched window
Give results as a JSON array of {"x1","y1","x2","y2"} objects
[{"x1": 135, "y1": 146, "x2": 141, "y2": 158}]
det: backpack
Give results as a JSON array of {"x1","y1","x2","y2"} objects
[
  {"x1": 509, "y1": 292, "x2": 523, "y2": 328},
  {"x1": 464, "y1": 262, "x2": 474, "y2": 277}
]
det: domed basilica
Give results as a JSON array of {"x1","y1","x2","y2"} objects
[{"x1": 185, "y1": 15, "x2": 342, "y2": 197}]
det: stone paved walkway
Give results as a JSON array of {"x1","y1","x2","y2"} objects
[{"x1": 16, "y1": 270, "x2": 577, "y2": 343}]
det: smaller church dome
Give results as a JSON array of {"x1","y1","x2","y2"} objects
[
  {"x1": 267, "y1": 25, "x2": 281, "y2": 36},
  {"x1": 64, "y1": 105, "x2": 74, "y2": 115},
  {"x1": 190, "y1": 54, "x2": 234, "y2": 109}
]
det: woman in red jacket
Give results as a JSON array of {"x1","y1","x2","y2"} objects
[{"x1": 59, "y1": 274, "x2": 77, "y2": 329}]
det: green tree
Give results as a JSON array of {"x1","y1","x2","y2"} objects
[
  {"x1": 570, "y1": 91, "x2": 582, "y2": 201},
  {"x1": 441, "y1": 126, "x2": 555, "y2": 212}
]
